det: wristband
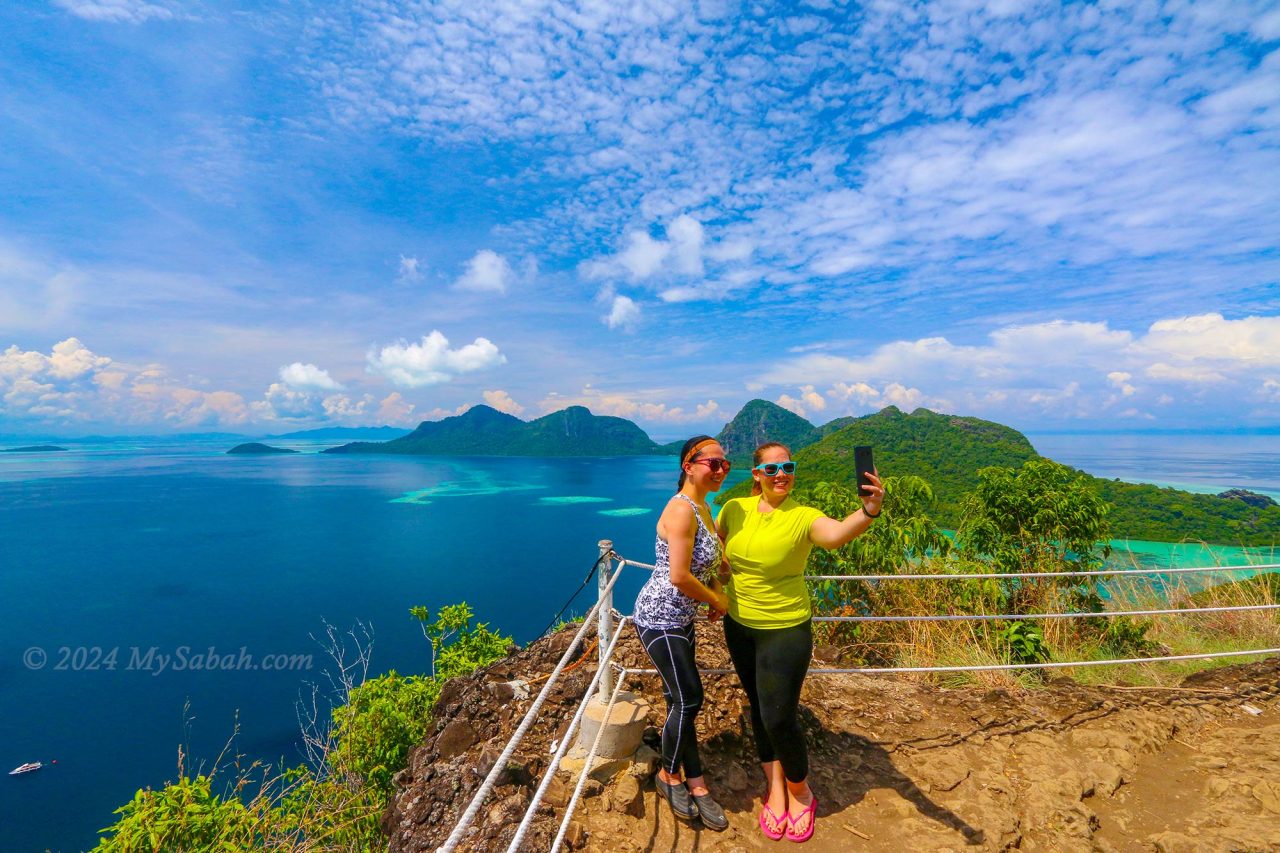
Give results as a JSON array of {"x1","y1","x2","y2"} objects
[{"x1": 863, "y1": 505, "x2": 881, "y2": 519}]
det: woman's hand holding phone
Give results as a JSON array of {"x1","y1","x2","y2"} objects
[{"x1": 860, "y1": 470, "x2": 885, "y2": 516}]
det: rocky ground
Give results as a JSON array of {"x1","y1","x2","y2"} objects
[{"x1": 383, "y1": 622, "x2": 1280, "y2": 853}]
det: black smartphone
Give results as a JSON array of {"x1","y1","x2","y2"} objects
[{"x1": 854, "y1": 445, "x2": 875, "y2": 497}]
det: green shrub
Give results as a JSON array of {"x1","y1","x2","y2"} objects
[{"x1": 96, "y1": 602, "x2": 514, "y2": 851}]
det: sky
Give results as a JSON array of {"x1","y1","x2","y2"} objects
[{"x1": 1, "y1": 0, "x2": 1278, "y2": 439}]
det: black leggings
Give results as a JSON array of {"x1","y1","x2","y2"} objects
[
  {"x1": 635, "y1": 621, "x2": 704, "y2": 778},
  {"x1": 723, "y1": 615, "x2": 812, "y2": 783}
]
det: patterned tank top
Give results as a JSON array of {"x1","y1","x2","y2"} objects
[{"x1": 632, "y1": 494, "x2": 724, "y2": 630}]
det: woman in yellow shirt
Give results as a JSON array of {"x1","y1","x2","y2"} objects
[{"x1": 717, "y1": 441, "x2": 884, "y2": 842}]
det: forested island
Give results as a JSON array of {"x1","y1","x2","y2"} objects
[
  {"x1": 227, "y1": 442, "x2": 297, "y2": 455},
  {"x1": 1, "y1": 445, "x2": 68, "y2": 453},
  {"x1": 323, "y1": 405, "x2": 663, "y2": 457}
]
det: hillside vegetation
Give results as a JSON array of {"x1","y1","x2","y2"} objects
[
  {"x1": 717, "y1": 406, "x2": 1039, "y2": 528},
  {"x1": 716, "y1": 403, "x2": 1280, "y2": 546}
]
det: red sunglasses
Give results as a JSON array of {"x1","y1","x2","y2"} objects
[{"x1": 688, "y1": 457, "x2": 732, "y2": 473}]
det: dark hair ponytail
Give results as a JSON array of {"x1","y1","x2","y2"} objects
[
  {"x1": 751, "y1": 442, "x2": 791, "y2": 495},
  {"x1": 676, "y1": 434, "x2": 716, "y2": 491}
]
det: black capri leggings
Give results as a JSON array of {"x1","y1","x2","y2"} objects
[
  {"x1": 635, "y1": 621, "x2": 704, "y2": 778},
  {"x1": 723, "y1": 615, "x2": 812, "y2": 782}
]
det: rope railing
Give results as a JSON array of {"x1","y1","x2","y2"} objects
[
  {"x1": 439, "y1": 548, "x2": 1279, "y2": 851},
  {"x1": 550, "y1": 660, "x2": 630, "y2": 851},
  {"x1": 434, "y1": 560, "x2": 628, "y2": 853},
  {"x1": 620, "y1": 557, "x2": 1280, "y2": 582},
  {"x1": 813, "y1": 602, "x2": 1280, "y2": 622},
  {"x1": 505, "y1": 615, "x2": 631, "y2": 853},
  {"x1": 625, "y1": 646, "x2": 1280, "y2": 676}
]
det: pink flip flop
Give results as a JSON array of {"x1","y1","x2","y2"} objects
[
  {"x1": 785, "y1": 794, "x2": 818, "y2": 843},
  {"x1": 759, "y1": 801, "x2": 788, "y2": 840}
]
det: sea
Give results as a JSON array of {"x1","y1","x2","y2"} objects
[{"x1": 0, "y1": 432, "x2": 1277, "y2": 852}]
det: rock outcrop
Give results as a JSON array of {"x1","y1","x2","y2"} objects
[{"x1": 385, "y1": 624, "x2": 1280, "y2": 852}]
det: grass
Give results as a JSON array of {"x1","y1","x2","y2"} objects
[{"x1": 811, "y1": 551, "x2": 1280, "y2": 690}]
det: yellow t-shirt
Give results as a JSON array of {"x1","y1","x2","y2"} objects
[{"x1": 717, "y1": 496, "x2": 825, "y2": 629}]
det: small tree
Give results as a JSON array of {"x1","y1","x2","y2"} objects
[
  {"x1": 957, "y1": 459, "x2": 1112, "y2": 616},
  {"x1": 958, "y1": 460, "x2": 1111, "y2": 572},
  {"x1": 410, "y1": 602, "x2": 512, "y2": 680},
  {"x1": 798, "y1": 476, "x2": 953, "y2": 603}
]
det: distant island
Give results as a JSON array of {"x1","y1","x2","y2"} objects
[
  {"x1": 311, "y1": 398, "x2": 1280, "y2": 545},
  {"x1": 1, "y1": 445, "x2": 68, "y2": 453},
  {"x1": 227, "y1": 443, "x2": 298, "y2": 455},
  {"x1": 323, "y1": 405, "x2": 664, "y2": 457}
]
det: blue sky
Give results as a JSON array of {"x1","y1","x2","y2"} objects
[{"x1": 1, "y1": 0, "x2": 1278, "y2": 438}]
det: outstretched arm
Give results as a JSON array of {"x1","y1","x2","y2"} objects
[{"x1": 808, "y1": 471, "x2": 885, "y2": 550}]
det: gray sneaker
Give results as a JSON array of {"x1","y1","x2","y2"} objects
[
  {"x1": 655, "y1": 776, "x2": 698, "y2": 821},
  {"x1": 692, "y1": 791, "x2": 728, "y2": 831}
]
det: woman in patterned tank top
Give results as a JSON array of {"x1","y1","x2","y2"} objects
[{"x1": 631, "y1": 435, "x2": 733, "y2": 831}]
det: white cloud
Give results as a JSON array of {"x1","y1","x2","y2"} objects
[
  {"x1": 321, "y1": 394, "x2": 372, "y2": 420},
  {"x1": 0, "y1": 338, "x2": 390, "y2": 430},
  {"x1": 694, "y1": 400, "x2": 720, "y2": 419},
  {"x1": 604, "y1": 295, "x2": 640, "y2": 330},
  {"x1": 454, "y1": 250, "x2": 514, "y2": 294},
  {"x1": 775, "y1": 394, "x2": 805, "y2": 417},
  {"x1": 666, "y1": 215, "x2": 705, "y2": 276},
  {"x1": 377, "y1": 392, "x2": 417, "y2": 426},
  {"x1": 53, "y1": 0, "x2": 175, "y2": 24},
  {"x1": 1139, "y1": 313, "x2": 1280, "y2": 366},
  {"x1": 310, "y1": 1, "x2": 1280, "y2": 320},
  {"x1": 1107, "y1": 371, "x2": 1136, "y2": 396},
  {"x1": 483, "y1": 389, "x2": 525, "y2": 415},
  {"x1": 617, "y1": 232, "x2": 670, "y2": 280},
  {"x1": 1144, "y1": 362, "x2": 1228, "y2": 384},
  {"x1": 759, "y1": 312, "x2": 1280, "y2": 424},
  {"x1": 397, "y1": 255, "x2": 422, "y2": 283},
  {"x1": 539, "y1": 386, "x2": 720, "y2": 424},
  {"x1": 253, "y1": 383, "x2": 322, "y2": 420},
  {"x1": 367, "y1": 331, "x2": 506, "y2": 388},
  {"x1": 830, "y1": 382, "x2": 881, "y2": 407},
  {"x1": 0, "y1": 338, "x2": 110, "y2": 383},
  {"x1": 423, "y1": 403, "x2": 472, "y2": 420},
  {"x1": 777, "y1": 385, "x2": 827, "y2": 417},
  {"x1": 583, "y1": 215, "x2": 707, "y2": 284},
  {"x1": 279, "y1": 362, "x2": 343, "y2": 392}
]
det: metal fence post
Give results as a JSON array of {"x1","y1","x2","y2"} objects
[{"x1": 597, "y1": 539, "x2": 614, "y2": 701}]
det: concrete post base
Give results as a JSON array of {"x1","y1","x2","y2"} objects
[{"x1": 561, "y1": 691, "x2": 652, "y2": 781}]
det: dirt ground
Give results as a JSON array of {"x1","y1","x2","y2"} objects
[{"x1": 384, "y1": 623, "x2": 1280, "y2": 853}]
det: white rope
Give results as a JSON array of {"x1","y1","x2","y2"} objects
[
  {"x1": 436, "y1": 564, "x2": 627, "y2": 853},
  {"x1": 626, "y1": 646, "x2": 1280, "y2": 676},
  {"x1": 619, "y1": 557, "x2": 1280, "y2": 581},
  {"x1": 550, "y1": 670, "x2": 629, "y2": 851},
  {"x1": 813, "y1": 602, "x2": 1280, "y2": 622},
  {"x1": 505, "y1": 615, "x2": 631, "y2": 853},
  {"x1": 807, "y1": 563, "x2": 1280, "y2": 582}
]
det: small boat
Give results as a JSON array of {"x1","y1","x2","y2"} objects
[{"x1": 8, "y1": 762, "x2": 42, "y2": 775}]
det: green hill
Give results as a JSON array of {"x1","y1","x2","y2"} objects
[
  {"x1": 714, "y1": 399, "x2": 820, "y2": 459},
  {"x1": 715, "y1": 406, "x2": 1039, "y2": 526},
  {"x1": 322, "y1": 405, "x2": 662, "y2": 457},
  {"x1": 712, "y1": 405, "x2": 1280, "y2": 546},
  {"x1": 1091, "y1": 478, "x2": 1280, "y2": 546}
]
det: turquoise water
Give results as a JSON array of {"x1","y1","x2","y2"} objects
[{"x1": 0, "y1": 434, "x2": 1274, "y2": 850}]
